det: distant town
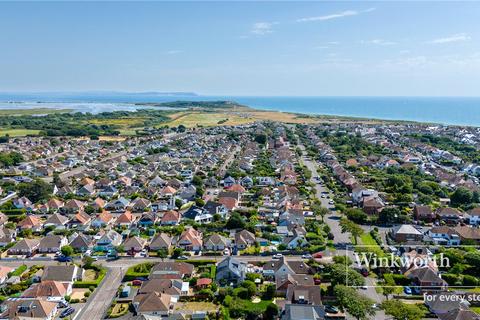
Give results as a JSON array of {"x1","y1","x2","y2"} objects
[{"x1": 1, "y1": 108, "x2": 480, "y2": 320}]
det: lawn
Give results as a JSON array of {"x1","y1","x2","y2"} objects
[
  {"x1": 83, "y1": 269, "x2": 97, "y2": 281},
  {"x1": 109, "y1": 303, "x2": 130, "y2": 318},
  {"x1": 174, "y1": 302, "x2": 218, "y2": 313},
  {"x1": 165, "y1": 112, "x2": 254, "y2": 127},
  {"x1": 358, "y1": 233, "x2": 384, "y2": 256},
  {"x1": 0, "y1": 129, "x2": 41, "y2": 137}
]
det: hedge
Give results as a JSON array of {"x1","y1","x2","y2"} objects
[
  {"x1": 9, "y1": 265, "x2": 27, "y2": 277},
  {"x1": 123, "y1": 262, "x2": 154, "y2": 281},
  {"x1": 73, "y1": 267, "x2": 107, "y2": 288}
]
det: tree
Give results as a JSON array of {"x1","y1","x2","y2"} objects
[
  {"x1": 334, "y1": 285, "x2": 375, "y2": 320},
  {"x1": 345, "y1": 208, "x2": 368, "y2": 224},
  {"x1": 339, "y1": 218, "x2": 364, "y2": 244},
  {"x1": 226, "y1": 212, "x2": 246, "y2": 229},
  {"x1": 241, "y1": 280, "x2": 257, "y2": 298},
  {"x1": 330, "y1": 263, "x2": 365, "y2": 287},
  {"x1": 172, "y1": 247, "x2": 184, "y2": 259},
  {"x1": 263, "y1": 283, "x2": 276, "y2": 300},
  {"x1": 61, "y1": 245, "x2": 74, "y2": 257},
  {"x1": 378, "y1": 207, "x2": 402, "y2": 224},
  {"x1": 381, "y1": 300, "x2": 426, "y2": 320},
  {"x1": 157, "y1": 248, "x2": 169, "y2": 261},
  {"x1": 451, "y1": 187, "x2": 474, "y2": 207},
  {"x1": 312, "y1": 203, "x2": 329, "y2": 223},
  {"x1": 254, "y1": 133, "x2": 267, "y2": 145},
  {"x1": 263, "y1": 303, "x2": 279, "y2": 320},
  {"x1": 18, "y1": 179, "x2": 53, "y2": 203}
]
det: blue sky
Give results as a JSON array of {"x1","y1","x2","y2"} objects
[{"x1": 0, "y1": 1, "x2": 479, "y2": 96}]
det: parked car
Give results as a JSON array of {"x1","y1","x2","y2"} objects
[
  {"x1": 60, "y1": 307, "x2": 75, "y2": 318},
  {"x1": 324, "y1": 305, "x2": 339, "y2": 314},
  {"x1": 132, "y1": 279, "x2": 143, "y2": 286},
  {"x1": 56, "y1": 255, "x2": 72, "y2": 262},
  {"x1": 302, "y1": 254, "x2": 313, "y2": 259},
  {"x1": 404, "y1": 286, "x2": 412, "y2": 295},
  {"x1": 177, "y1": 255, "x2": 189, "y2": 260},
  {"x1": 272, "y1": 253, "x2": 283, "y2": 259},
  {"x1": 360, "y1": 268, "x2": 369, "y2": 277}
]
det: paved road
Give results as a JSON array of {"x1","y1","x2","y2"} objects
[
  {"x1": 299, "y1": 142, "x2": 386, "y2": 319},
  {"x1": 75, "y1": 267, "x2": 125, "y2": 320}
]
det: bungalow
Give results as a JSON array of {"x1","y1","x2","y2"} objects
[
  {"x1": 91, "y1": 197, "x2": 106, "y2": 210},
  {"x1": 149, "y1": 233, "x2": 172, "y2": 252},
  {"x1": 8, "y1": 238, "x2": 40, "y2": 255},
  {"x1": 0, "y1": 299, "x2": 58, "y2": 320},
  {"x1": 0, "y1": 227, "x2": 16, "y2": 247},
  {"x1": 286, "y1": 284, "x2": 322, "y2": 305},
  {"x1": 69, "y1": 233, "x2": 94, "y2": 253},
  {"x1": 13, "y1": 197, "x2": 33, "y2": 211},
  {"x1": 77, "y1": 184, "x2": 95, "y2": 197},
  {"x1": 22, "y1": 280, "x2": 72, "y2": 300},
  {"x1": 69, "y1": 211, "x2": 91, "y2": 229},
  {"x1": 38, "y1": 235, "x2": 68, "y2": 253},
  {"x1": 105, "y1": 197, "x2": 130, "y2": 211},
  {"x1": 138, "y1": 213, "x2": 158, "y2": 228},
  {"x1": 63, "y1": 199, "x2": 85, "y2": 213},
  {"x1": 276, "y1": 274, "x2": 314, "y2": 295},
  {"x1": 133, "y1": 292, "x2": 173, "y2": 317},
  {"x1": 263, "y1": 257, "x2": 313, "y2": 279},
  {"x1": 234, "y1": 230, "x2": 256, "y2": 250},
  {"x1": 203, "y1": 234, "x2": 231, "y2": 251},
  {"x1": 46, "y1": 198, "x2": 64, "y2": 212},
  {"x1": 138, "y1": 278, "x2": 188, "y2": 297},
  {"x1": 177, "y1": 227, "x2": 202, "y2": 252},
  {"x1": 123, "y1": 236, "x2": 147, "y2": 253},
  {"x1": 160, "y1": 210, "x2": 181, "y2": 226},
  {"x1": 131, "y1": 198, "x2": 152, "y2": 212},
  {"x1": 17, "y1": 215, "x2": 42, "y2": 232},
  {"x1": 43, "y1": 213, "x2": 69, "y2": 229},
  {"x1": 42, "y1": 265, "x2": 83, "y2": 284},
  {"x1": 149, "y1": 262, "x2": 194, "y2": 279},
  {"x1": 98, "y1": 185, "x2": 119, "y2": 198},
  {"x1": 116, "y1": 210, "x2": 136, "y2": 227},
  {"x1": 91, "y1": 210, "x2": 114, "y2": 229}
]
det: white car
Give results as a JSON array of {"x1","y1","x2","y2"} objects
[{"x1": 272, "y1": 253, "x2": 283, "y2": 259}]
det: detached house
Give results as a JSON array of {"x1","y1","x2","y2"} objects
[
  {"x1": 95, "y1": 230, "x2": 122, "y2": 251},
  {"x1": 204, "y1": 234, "x2": 231, "y2": 251},
  {"x1": 177, "y1": 227, "x2": 202, "y2": 252},
  {"x1": 38, "y1": 235, "x2": 68, "y2": 253},
  {"x1": 149, "y1": 233, "x2": 172, "y2": 252},
  {"x1": 8, "y1": 238, "x2": 40, "y2": 255},
  {"x1": 215, "y1": 256, "x2": 246, "y2": 285}
]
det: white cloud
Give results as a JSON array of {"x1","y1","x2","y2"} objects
[
  {"x1": 251, "y1": 22, "x2": 275, "y2": 35},
  {"x1": 429, "y1": 33, "x2": 471, "y2": 44},
  {"x1": 361, "y1": 39, "x2": 397, "y2": 46},
  {"x1": 297, "y1": 7, "x2": 375, "y2": 22}
]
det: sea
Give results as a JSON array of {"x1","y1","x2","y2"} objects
[{"x1": 0, "y1": 93, "x2": 479, "y2": 127}]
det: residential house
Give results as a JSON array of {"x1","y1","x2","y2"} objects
[
  {"x1": 234, "y1": 230, "x2": 256, "y2": 250},
  {"x1": 203, "y1": 234, "x2": 231, "y2": 251},
  {"x1": 69, "y1": 233, "x2": 94, "y2": 253},
  {"x1": 17, "y1": 215, "x2": 42, "y2": 232},
  {"x1": 123, "y1": 236, "x2": 147, "y2": 253},
  {"x1": 0, "y1": 299, "x2": 58, "y2": 320},
  {"x1": 149, "y1": 233, "x2": 172, "y2": 252},
  {"x1": 116, "y1": 210, "x2": 136, "y2": 227},
  {"x1": 160, "y1": 210, "x2": 181, "y2": 226},
  {"x1": 42, "y1": 265, "x2": 83, "y2": 284},
  {"x1": 149, "y1": 262, "x2": 194, "y2": 280},
  {"x1": 8, "y1": 238, "x2": 40, "y2": 255},
  {"x1": 38, "y1": 235, "x2": 68, "y2": 253},
  {"x1": 215, "y1": 256, "x2": 246, "y2": 285},
  {"x1": 43, "y1": 213, "x2": 69, "y2": 229},
  {"x1": 95, "y1": 230, "x2": 122, "y2": 251},
  {"x1": 22, "y1": 280, "x2": 72, "y2": 300},
  {"x1": 414, "y1": 205, "x2": 435, "y2": 222},
  {"x1": 133, "y1": 292, "x2": 173, "y2": 317},
  {"x1": 176, "y1": 227, "x2": 202, "y2": 252},
  {"x1": 391, "y1": 224, "x2": 424, "y2": 243},
  {"x1": 91, "y1": 210, "x2": 114, "y2": 229}
]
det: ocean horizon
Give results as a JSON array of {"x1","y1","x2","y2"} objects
[{"x1": 0, "y1": 93, "x2": 480, "y2": 127}]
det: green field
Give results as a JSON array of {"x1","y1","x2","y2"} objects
[{"x1": 0, "y1": 129, "x2": 41, "y2": 137}]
